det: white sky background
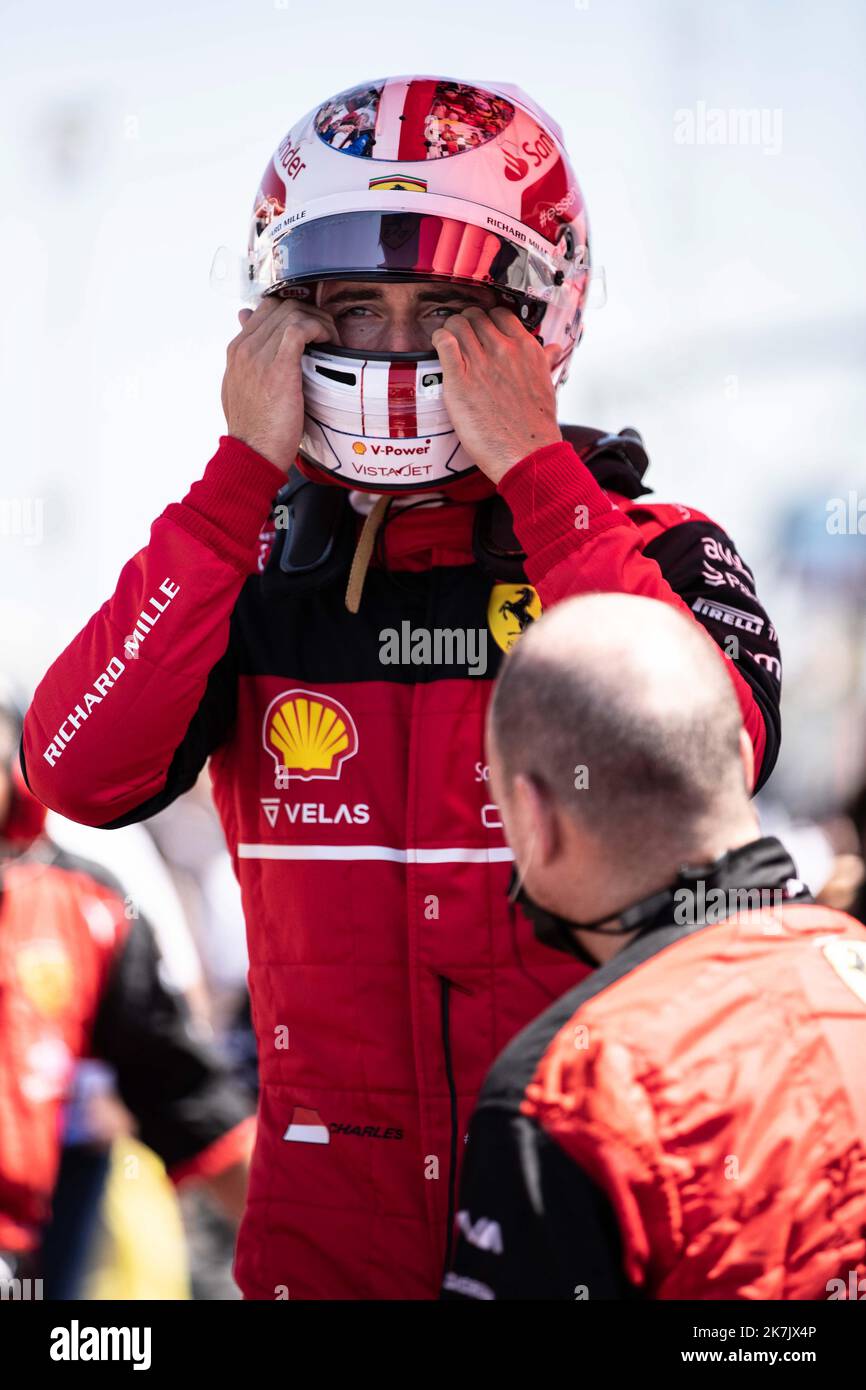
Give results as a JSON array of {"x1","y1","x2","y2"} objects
[{"x1": 1, "y1": 0, "x2": 864, "y2": 804}]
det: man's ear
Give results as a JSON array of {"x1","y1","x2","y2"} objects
[
  {"x1": 511, "y1": 772, "x2": 560, "y2": 866},
  {"x1": 739, "y1": 727, "x2": 755, "y2": 795}
]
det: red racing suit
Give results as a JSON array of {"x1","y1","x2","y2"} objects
[{"x1": 20, "y1": 425, "x2": 782, "y2": 1298}]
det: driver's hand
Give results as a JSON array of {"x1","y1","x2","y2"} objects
[{"x1": 221, "y1": 296, "x2": 339, "y2": 474}]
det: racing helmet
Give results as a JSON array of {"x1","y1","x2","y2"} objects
[{"x1": 244, "y1": 76, "x2": 593, "y2": 493}]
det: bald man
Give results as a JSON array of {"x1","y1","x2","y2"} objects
[{"x1": 442, "y1": 593, "x2": 866, "y2": 1301}]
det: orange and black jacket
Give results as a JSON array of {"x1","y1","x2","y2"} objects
[
  {"x1": 444, "y1": 838, "x2": 866, "y2": 1300},
  {"x1": 0, "y1": 773, "x2": 254, "y2": 1256}
]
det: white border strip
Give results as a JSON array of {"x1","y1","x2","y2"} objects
[
  {"x1": 267, "y1": 191, "x2": 560, "y2": 262},
  {"x1": 237, "y1": 843, "x2": 514, "y2": 864},
  {"x1": 374, "y1": 79, "x2": 410, "y2": 161}
]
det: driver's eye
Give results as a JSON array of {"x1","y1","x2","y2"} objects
[{"x1": 430, "y1": 303, "x2": 476, "y2": 316}]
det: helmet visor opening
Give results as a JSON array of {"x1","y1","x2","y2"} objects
[{"x1": 261, "y1": 210, "x2": 578, "y2": 304}]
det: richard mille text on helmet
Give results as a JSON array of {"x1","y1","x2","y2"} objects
[{"x1": 244, "y1": 76, "x2": 592, "y2": 492}]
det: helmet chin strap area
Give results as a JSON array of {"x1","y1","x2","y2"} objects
[{"x1": 297, "y1": 338, "x2": 467, "y2": 495}]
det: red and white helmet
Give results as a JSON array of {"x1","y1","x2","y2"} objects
[{"x1": 245, "y1": 76, "x2": 592, "y2": 493}]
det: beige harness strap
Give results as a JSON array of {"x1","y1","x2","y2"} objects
[{"x1": 344, "y1": 494, "x2": 390, "y2": 613}]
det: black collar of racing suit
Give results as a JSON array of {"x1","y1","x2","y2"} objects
[
  {"x1": 472, "y1": 425, "x2": 651, "y2": 582},
  {"x1": 259, "y1": 424, "x2": 652, "y2": 596},
  {"x1": 509, "y1": 836, "x2": 812, "y2": 965}
]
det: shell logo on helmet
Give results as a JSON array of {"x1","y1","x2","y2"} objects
[{"x1": 262, "y1": 691, "x2": 358, "y2": 783}]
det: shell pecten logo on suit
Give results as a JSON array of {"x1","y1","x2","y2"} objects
[{"x1": 262, "y1": 689, "x2": 358, "y2": 783}]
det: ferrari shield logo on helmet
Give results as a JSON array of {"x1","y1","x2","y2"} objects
[
  {"x1": 368, "y1": 175, "x2": 428, "y2": 193},
  {"x1": 487, "y1": 583, "x2": 542, "y2": 654}
]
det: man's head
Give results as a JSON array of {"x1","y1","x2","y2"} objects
[
  {"x1": 244, "y1": 75, "x2": 592, "y2": 493},
  {"x1": 488, "y1": 594, "x2": 760, "y2": 959}
]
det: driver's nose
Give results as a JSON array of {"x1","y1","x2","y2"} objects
[{"x1": 381, "y1": 312, "x2": 430, "y2": 354}]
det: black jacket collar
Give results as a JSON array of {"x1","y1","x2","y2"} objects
[
  {"x1": 610, "y1": 834, "x2": 809, "y2": 939},
  {"x1": 481, "y1": 837, "x2": 812, "y2": 1113}
]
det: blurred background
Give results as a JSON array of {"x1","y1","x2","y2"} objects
[{"x1": 1, "y1": 0, "x2": 864, "y2": 1296}]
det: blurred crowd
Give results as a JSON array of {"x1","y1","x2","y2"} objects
[{"x1": 0, "y1": 680, "x2": 256, "y2": 1299}]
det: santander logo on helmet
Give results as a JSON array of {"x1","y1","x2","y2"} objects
[
  {"x1": 502, "y1": 146, "x2": 530, "y2": 181},
  {"x1": 245, "y1": 75, "x2": 593, "y2": 494}
]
